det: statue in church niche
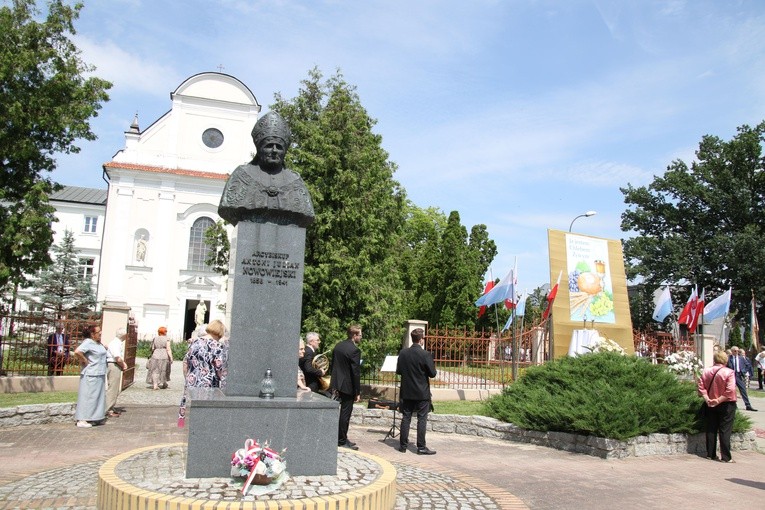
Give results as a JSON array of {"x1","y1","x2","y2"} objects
[
  {"x1": 218, "y1": 112, "x2": 314, "y2": 227},
  {"x1": 195, "y1": 301, "x2": 207, "y2": 326},
  {"x1": 136, "y1": 235, "x2": 147, "y2": 263}
]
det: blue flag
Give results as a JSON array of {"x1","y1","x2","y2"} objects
[
  {"x1": 703, "y1": 288, "x2": 731, "y2": 322},
  {"x1": 652, "y1": 286, "x2": 672, "y2": 322},
  {"x1": 475, "y1": 266, "x2": 516, "y2": 307},
  {"x1": 515, "y1": 290, "x2": 528, "y2": 317},
  {"x1": 502, "y1": 313, "x2": 513, "y2": 332}
]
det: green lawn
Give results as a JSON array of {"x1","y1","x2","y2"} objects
[
  {"x1": 431, "y1": 400, "x2": 488, "y2": 416},
  {"x1": 0, "y1": 391, "x2": 489, "y2": 417},
  {"x1": 0, "y1": 391, "x2": 78, "y2": 407}
]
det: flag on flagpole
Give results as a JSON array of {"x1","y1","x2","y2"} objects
[
  {"x1": 504, "y1": 259, "x2": 518, "y2": 310},
  {"x1": 477, "y1": 281, "x2": 495, "y2": 318},
  {"x1": 502, "y1": 313, "x2": 513, "y2": 332},
  {"x1": 687, "y1": 289, "x2": 705, "y2": 333},
  {"x1": 677, "y1": 286, "x2": 697, "y2": 325},
  {"x1": 542, "y1": 271, "x2": 562, "y2": 320},
  {"x1": 652, "y1": 286, "x2": 673, "y2": 322},
  {"x1": 703, "y1": 288, "x2": 731, "y2": 322},
  {"x1": 516, "y1": 290, "x2": 528, "y2": 317},
  {"x1": 751, "y1": 293, "x2": 760, "y2": 350},
  {"x1": 475, "y1": 266, "x2": 515, "y2": 307}
]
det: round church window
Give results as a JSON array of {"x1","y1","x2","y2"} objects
[{"x1": 202, "y1": 128, "x2": 224, "y2": 148}]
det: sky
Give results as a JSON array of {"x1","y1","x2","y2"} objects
[{"x1": 48, "y1": 0, "x2": 765, "y2": 290}]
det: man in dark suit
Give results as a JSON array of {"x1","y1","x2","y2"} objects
[
  {"x1": 330, "y1": 324, "x2": 362, "y2": 450},
  {"x1": 396, "y1": 327, "x2": 437, "y2": 455},
  {"x1": 727, "y1": 346, "x2": 757, "y2": 411},
  {"x1": 301, "y1": 331, "x2": 325, "y2": 393},
  {"x1": 46, "y1": 323, "x2": 70, "y2": 376}
]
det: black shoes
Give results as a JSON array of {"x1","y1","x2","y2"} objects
[
  {"x1": 416, "y1": 447, "x2": 436, "y2": 455},
  {"x1": 746, "y1": 407, "x2": 758, "y2": 411},
  {"x1": 398, "y1": 445, "x2": 407, "y2": 453},
  {"x1": 339, "y1": 441, "x2": 359, "y2": 450}
]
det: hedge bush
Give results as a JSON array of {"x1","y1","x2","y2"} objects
[
  {"x1": 136, "y1": 340, "x2": 188, "y2": 360},
  {"x1": 483, "y1": 352, "x2": 751, "y2": 440}
]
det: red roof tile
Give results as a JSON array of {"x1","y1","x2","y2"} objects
[{"x1": 103, "y1": 161, "x2": 229, "y2": 180}]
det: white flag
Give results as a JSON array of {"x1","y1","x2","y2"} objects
[
  {"x1": 652, "y1": 286, "x2": 673, "y2": 322},
  {"x1": 703, "y1": 288, "x2": 731, "y2": 322}
]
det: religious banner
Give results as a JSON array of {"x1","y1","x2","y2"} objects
[
  {"x1": 565, "y1": 234, "x2": 615, "y2": 324},
  {"x1": 547, "y1": 229, "x2": 633, "y2": 358}
]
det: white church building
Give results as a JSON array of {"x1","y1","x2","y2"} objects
[{"x1": 27, "y1": 72, "x2": 264, "y2": 340}]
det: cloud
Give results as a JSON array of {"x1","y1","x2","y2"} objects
[{"x1": 76, "y1": 36, "x2": 183, "y2": 97}]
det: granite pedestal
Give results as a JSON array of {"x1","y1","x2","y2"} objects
[{"x1": 186, "y1": 388, "x2": 339, "y2": 477}]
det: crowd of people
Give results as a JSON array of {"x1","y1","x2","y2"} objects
[{"x1": 63, "y1": 318, "x2": 762, "y2": 465}]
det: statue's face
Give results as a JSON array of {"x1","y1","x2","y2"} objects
[{"x1": 258, "y1": 137, "x2": 286, "y2": 170}]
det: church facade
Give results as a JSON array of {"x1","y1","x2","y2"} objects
[{"x1": 36, "y1": 72, "x2": 263, "y2": 340}]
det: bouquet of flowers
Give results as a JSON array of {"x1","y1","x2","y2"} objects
[
  {"x1": 586, "y1": 335, "x2": 626, "y2": 355},
  {"x1": 664, "y1": 350, "x2": 703, "y2": 378},
  {"x1": 231, "y1": 438, "x2": 287, "y2": 496}
]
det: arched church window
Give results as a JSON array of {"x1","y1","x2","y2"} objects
[{"x1": 188, "y1": 217, "x2": 215, "y2": 272}]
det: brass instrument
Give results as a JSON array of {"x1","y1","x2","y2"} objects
[{"x1": 312, "y1": 353, "x2": 331, "y2": 391}]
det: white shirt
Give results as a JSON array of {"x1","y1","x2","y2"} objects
[
  {"x1": 107, "y1": 336, "x2": 125, "y2": 363},
  {"x1": 756, "y1": 351, "x2": 765, "y2": 370}
]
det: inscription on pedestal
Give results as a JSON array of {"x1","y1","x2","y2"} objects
[{"x1": 240, "y1": 251, "x2": 299, "y2": 286}]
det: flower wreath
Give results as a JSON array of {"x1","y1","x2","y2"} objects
[{"x1": 231, "y1": 438, "x2": 288, "y2": 496}]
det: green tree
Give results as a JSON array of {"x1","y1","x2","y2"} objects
[
  {"x1": 32, "y1": 230, "x2": 96, "y2": 318},
  {"x1": 396, "y1": 204, "x2": 446, "y2": 322},
  {"x1": 0, "y1": 0, "x2": 111, "y2": 292},
  {"x1": 628, "y1": 284, "x2": 660, "y2": 332},
  {"x1": 621, "y1": 121, "x2": 765, "y2": 323},
  {"x1": 272, "y1": 68, "x2": 408, "y2": 363},
  {"x1": 204, "y1": 220, "x2": 230, "y2": 277},
  {"x1": 423, "y1": 211, "x2": 496, "y2": 328}
]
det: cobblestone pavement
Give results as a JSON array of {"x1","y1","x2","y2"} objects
[{"x1": 0, "y1": 361, "x2": 763, "y2": 509}]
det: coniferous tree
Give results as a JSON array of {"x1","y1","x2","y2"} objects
[
  {"x1": 273, "y1": 68, "x2": 408, "y2": 361},
  {"x1": 32, "y1": 230, "x2": 96, "y2": 318}
]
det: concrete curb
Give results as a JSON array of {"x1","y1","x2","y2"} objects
[{"x1": 3, "y1": 402, "x2": 758, "y2": 459}]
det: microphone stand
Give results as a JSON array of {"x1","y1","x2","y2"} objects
[{"x1": 384, "y1": 375, "x2": 399, "y2": 439}]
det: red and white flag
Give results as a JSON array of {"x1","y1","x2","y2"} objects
[
  {"x1": 477, "y1": 281, "x2": 495, "y2": 318},
  {"x1": 542, "y1": 270, "x2": 562, "y2": 320},
  {"x1": 677, "y1": 286, "x2": 698, "y2": 325},
  {"x1": 687, "y1": 289, "x2": 705, "y2": 333}
]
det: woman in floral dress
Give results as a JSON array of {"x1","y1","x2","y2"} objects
[{"x1": 177, "y1": 320, "x2": 226, "y2": 427}]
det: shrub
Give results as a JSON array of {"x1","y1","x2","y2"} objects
[
  {"x1": 482, "y1": 352, "x2": 751, "y2": 440},
  {"x1": 136, "y1": 340, "x2": 188, "y2": 360}
]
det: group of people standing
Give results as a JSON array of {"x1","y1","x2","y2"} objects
[{"x1": 297, "y1": 325, "x2": 438, "y2": 455}]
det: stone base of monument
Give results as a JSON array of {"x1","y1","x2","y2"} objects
[
  {"x1": 186, "y1": 388, "x2": 340, "y2": 477},
  {"x1": 97, "y1": 443, "x2": 396, "y2": 510}
]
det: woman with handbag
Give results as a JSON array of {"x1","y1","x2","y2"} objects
[
  {"x1": 697, "y1": 350, "x2": 737, "y2": 462},
  {"x1": 146, "y1": 326, "x2": 173, "y2": 390}
]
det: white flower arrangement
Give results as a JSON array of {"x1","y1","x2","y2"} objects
[
  {"x1": 586, "y1": 335, "x2": 626, "y2": 355},
  {"x1": 664, "y1": 350, "x2": 703, "y2": 378}
]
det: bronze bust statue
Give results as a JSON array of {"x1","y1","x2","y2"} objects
[{"x1": 219, "y1": 112, "x2": 315, "y2": 227}]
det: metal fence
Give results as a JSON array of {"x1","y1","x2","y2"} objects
[
  {"x1": 361, "y1": 321, "x2": 549, "y2": 390},
  {"x1": 0, "y1": 312, "x2": 137, "y2": 391},
  {"x1": 1, "y1": 309, "x2": 695, "y2": 393},
  {"x1": 633, "y1": 330, "x2": 695, "y2": 363},
  {"x1": 360, "y1": 324, "x2": 698, "y2": 389}
]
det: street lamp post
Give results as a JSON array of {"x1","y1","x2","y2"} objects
[{"x1": 568, "y1": 210, "x2": 597, "y2": 232}]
